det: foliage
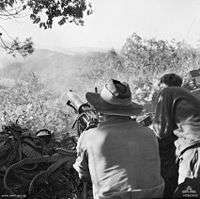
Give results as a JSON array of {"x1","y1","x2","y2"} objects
[
  {"x1": 0, "y1": 0, "x2": 92, "y2": 56},
  {"x1": 0, "y1": 36, "x2": 34, "y2": 57},
  {"x1": 0, "y1": 0, "x2": 92, "y2": 28},
  {"x1": 78, "y1": 33, "x2": 200, "y2": 107},
  {"x1": 0, "y1": 73, "x2": 71, "y2": 141},
  {"x1": 118, "y1": 33, "x2": 200, "y2": 105},
  {"x1": 79, "y1": 49, "x2": 127, "y2": 91},
  {"x1": 121, "y1": 33, "x2": 200, "y2": 78},
  {"x1": 0, "y1": 120, "x2": 83, "y2": 198},
  {"x1": 2, "y1": 33, "x2": 199, "y2": 116}
]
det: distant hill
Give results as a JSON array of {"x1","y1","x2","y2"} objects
[
  {"x1": 0, "y1": 48, "x2": 109, "y2": 93},
  {"x1": 52, "y1": 46, "x2": 110, "y2": 55}
]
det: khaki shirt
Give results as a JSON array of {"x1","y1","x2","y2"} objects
[{"x1": 73, "y1": 116, "x2": 164, "y2": 199}]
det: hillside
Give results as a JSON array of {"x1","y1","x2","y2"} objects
[
  {"x1": 0, "y1": 34, "x2": 200, "y2": 140},
  {"x1": 0, "y1": 49, "x2": 108, "y2": 94},
  {"x1": 1, "y1": 34, "x2": 200, "y2": 101}
]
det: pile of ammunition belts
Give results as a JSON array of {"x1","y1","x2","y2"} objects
[{"x1": 0, "y1": 122, "x2": 86, "y2": 199}]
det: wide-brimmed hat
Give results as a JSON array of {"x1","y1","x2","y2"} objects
[{"x1": 86, "y1": 79, "x2": 143, "y2": 116}]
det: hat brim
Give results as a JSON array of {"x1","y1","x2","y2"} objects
[{"x1": 86, "y1": 92, "x2": 143, "y2": 116}]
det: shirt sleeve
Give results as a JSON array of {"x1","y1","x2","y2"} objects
[{"x1": 73, "y1": 132, "x2": 90, "y2": 180}]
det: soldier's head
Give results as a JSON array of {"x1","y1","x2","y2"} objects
[
  {"x1": 36, "y1": 129, "x2": 52, "y2": 144},
  {"x1": 159, "y1": 73, "x2": 183, "y2": 88}
]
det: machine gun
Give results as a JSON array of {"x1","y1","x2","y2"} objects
[
  {"x1": 67, "y1": 90, "x2": 98, "y2": 199},
  {"x1": 66, "y1": 90, "x2": 98, "y2": 136},
  {"x1": 137, "y1": 112, "x2": 154, "y2": 127}
]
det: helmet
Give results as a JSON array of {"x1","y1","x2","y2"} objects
[{"x1": 36, "y1": 129, "x2": 52, "y2": 137}]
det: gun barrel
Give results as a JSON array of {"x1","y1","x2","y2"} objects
[{"x1": 67, "y1": 90, "x2": 84, "y2": 111}]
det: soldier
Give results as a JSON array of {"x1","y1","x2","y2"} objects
[
  {"x1": 36, "y1": 129, "x2": 54, "y2": 155},
  {"x1": 153, "y1": 87, "x2": 200, "y2": 198},
  {"x1": 151, "y1": 73, "x2": 182, "y2": 198},
  {"x1": 73, "y1": 79, "x2": 164, "y2": 199}
]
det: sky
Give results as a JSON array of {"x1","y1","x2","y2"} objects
[{"x1": 2, "y1": 0, "x2": 200, "y2": 51}]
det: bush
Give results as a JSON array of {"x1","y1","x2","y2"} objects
[{"x1": 0, "y1": 73, "x2": 72, "y2": 141}]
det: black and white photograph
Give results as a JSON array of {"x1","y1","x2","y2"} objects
[{"x1": 0, "y1": 0, "x2": 200, "y2": 198}]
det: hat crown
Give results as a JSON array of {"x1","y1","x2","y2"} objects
[
  {"x1": 106, "y1": 79, "x2": 131, "y2": 99},
  {"x1": 101, "y1": 79, "x2": 132, "y2": 106}
]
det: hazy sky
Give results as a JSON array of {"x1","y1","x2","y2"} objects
[{"x1": 2, "y1": 0, "x2": 200, "y2": 50}]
